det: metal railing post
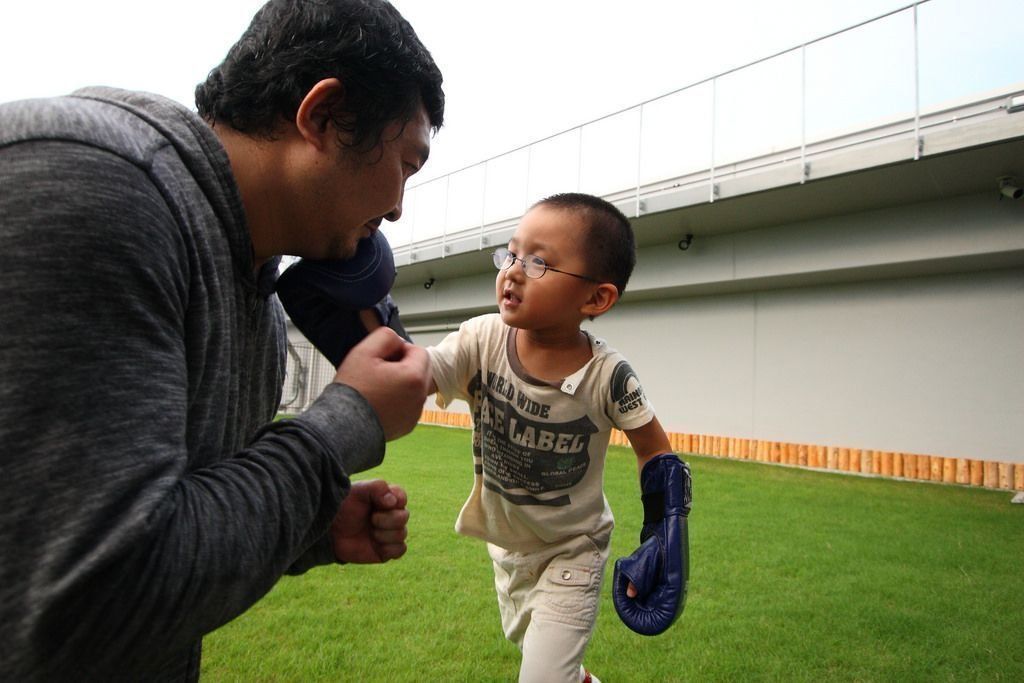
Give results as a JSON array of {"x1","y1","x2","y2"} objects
[
  {"x1": 479, "y1": 161, "x2": 489, "y2": 250},
  {"x1": 800, "y1": 43, "x2": 808, "y2": 183},
  {"x1": 710, "y1": 77, "x2": 717, "y2": 203},
  {"x1": 525, "y1": 146, "x2": 533, "y2": 212},
  {"x1": 635, "y1": 105, "x2": 645, "y2": 217},
  {"x1": 913, "y1": 2, "x2": 921, "y2": 160},
  {"x1": 408, "y1": 185, "x2": 417, "y2": 257},
  {"x1": 441, "y1": 175, "x2": 451, "y2": 257}
]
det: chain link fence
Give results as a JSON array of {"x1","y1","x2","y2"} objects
[{"x1": 279, "y1": 341, "x2": 336, "y2": 415}]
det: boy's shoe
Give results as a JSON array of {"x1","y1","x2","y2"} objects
[{"x1": 579, "y1": 666, "x2": 601, "y2": 683}]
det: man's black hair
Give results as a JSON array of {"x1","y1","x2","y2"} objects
[
  {"x1": 195, "y1": 0, "x2": 444, "y2": 152},
  {"x1": 533, "y1": 193, "x2": 636, "y2": 296}
]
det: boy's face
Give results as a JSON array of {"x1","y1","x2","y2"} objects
[{"x1": 496, "y1": 205, "x2": 598, "y2": 333}]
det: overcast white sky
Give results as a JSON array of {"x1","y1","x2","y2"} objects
[{"x1": 1, "y1": 0, "x2": 934, "y2": 181}]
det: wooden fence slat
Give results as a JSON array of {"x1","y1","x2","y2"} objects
[
  {"x1": 943, "y1": 458, "x2": 956, "y2": 484},
  {"x1": 903, "y1": 454, "x2": 915, "y2": 479},
  {"x1": 956, "y1": 458, "x2": 969, "y2": 485},
  {"x1": 849, "y1": 449, "x2": 861, "y2": 473},
  {"x1": 984, "y1": 462, "x2": 998, "y2": 488},
  {"x1": 917, "y1": 455, "x2": 931, "y2": 481},
  {"x1": 998, "y1": 463, "x2": 1011, "y2": 490},
  {"x1": 903, "y1": 454, "x2": 916, "y2": 479},
  {"x1": 970, "y1": 460, "x2": 984, "y2": 486}
]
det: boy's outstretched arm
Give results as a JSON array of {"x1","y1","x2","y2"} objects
[{"x1": 625, "y1": 416, "x2": 673, "y2": 474}]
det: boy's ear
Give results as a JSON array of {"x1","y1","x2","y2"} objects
[
  {"x1": 581, "y1": 282, "x2": 619, "y2": 318},
  {"x1": 295, "y1": 78, "x2": 345, "y2": 151}
]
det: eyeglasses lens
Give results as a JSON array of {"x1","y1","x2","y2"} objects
[{"x1": 524, "y1": 255, "x2": 546, "y2": 278}]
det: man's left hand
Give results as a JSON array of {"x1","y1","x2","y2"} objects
[{"x1": 330, "y1": 480, "x2": 409, "y2": 563}]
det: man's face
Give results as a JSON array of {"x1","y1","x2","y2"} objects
[{"x1": 298, "y1": 104, "x2": 431, "y2": 260}]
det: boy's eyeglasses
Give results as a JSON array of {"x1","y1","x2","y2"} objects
[{"x1": 492, "y1": 247, "x2": 599, "y2": 283}]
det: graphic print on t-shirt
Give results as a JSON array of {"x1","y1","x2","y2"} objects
[
  {"x1": 610, "y1": 360, "x2": 646, "y2": 415},
  {"x1": 468, "y1": 371, "x2": 598, "y2": 506}
]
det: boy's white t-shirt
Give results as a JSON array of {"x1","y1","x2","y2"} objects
[{"x1": 428, "y1": 313, "x2": 655, "y2": 553}]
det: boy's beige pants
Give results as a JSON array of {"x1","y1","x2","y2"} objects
[{"x1": 487, "y1": 532, "x2": 611, "y2": 683}]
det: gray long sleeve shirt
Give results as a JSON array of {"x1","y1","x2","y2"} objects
[{"x1": 0, "y1": 88, "x2": 385, "y2": 680}]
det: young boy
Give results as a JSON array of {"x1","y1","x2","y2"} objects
[{"x1": 428, "y1": 193, "x2": 691, "y2": 682}]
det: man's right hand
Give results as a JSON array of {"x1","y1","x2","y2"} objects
[{"x1": 333, "y1": 326, "x2": 430, "y2": 440}]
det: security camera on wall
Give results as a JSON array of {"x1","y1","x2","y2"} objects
[{"x1": 997, "y1": 176, "x2": 1022, "y2": 200}]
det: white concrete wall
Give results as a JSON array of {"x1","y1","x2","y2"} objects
[{"x1": 586, "y1": 268, "x2": 1023, "y2": 463}]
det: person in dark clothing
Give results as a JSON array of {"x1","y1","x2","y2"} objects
[{"x1": 0, "y1": 1, "x2": 444, "y2": 680}]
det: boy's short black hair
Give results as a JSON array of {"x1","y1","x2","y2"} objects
[
  {"x1": 195, "y1": 0, "x2": 444, "y2": 153},
  {"x1": 532, "y1": 193, "x2": 636, "y2": 296}
]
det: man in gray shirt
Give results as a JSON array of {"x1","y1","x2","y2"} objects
[{"x1": 0, "y1": 0, "x2": 444, "y2": 679}]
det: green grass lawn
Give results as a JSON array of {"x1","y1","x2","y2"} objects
[{"x1": 201, "y1": 425, "x2": 1024, "y2": 681}]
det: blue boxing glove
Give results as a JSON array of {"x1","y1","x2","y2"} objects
[
  {"x1": 276, "y1": 231, "x2": 411, "y2": 367},
  {"x1": 612, "y1": 453, "x2": 692, "y2": 636}
]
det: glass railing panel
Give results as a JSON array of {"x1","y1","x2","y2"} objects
[
  {"x1": 482, "y1": 147, "x2": 531, "y2": 225},
  {"x1": 804, "y1": 8, "x2": 916, "y2": 143},
  {"x1": 918, "y1": 0, "x2": 1024, "y2": 111},
  {"x1": 525, "y1": 128, "x2": 582, "y2": 206},
  {"x1": 713, "y1": 49, "x2": 804, "y2": 167},
  {"x1": 444, "y1": 163, "x2": 487, "y2": 236},
  {"x1": 638, "y1": 81, "x2": 714, "y2": 186},
  {"x1": 579, "y1": 107, "x2": 642, "y2": 198}
]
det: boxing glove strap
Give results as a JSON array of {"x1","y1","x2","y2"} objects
[{"x1": 641, "y1": 491, "x2": 665, "y2": 525}]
